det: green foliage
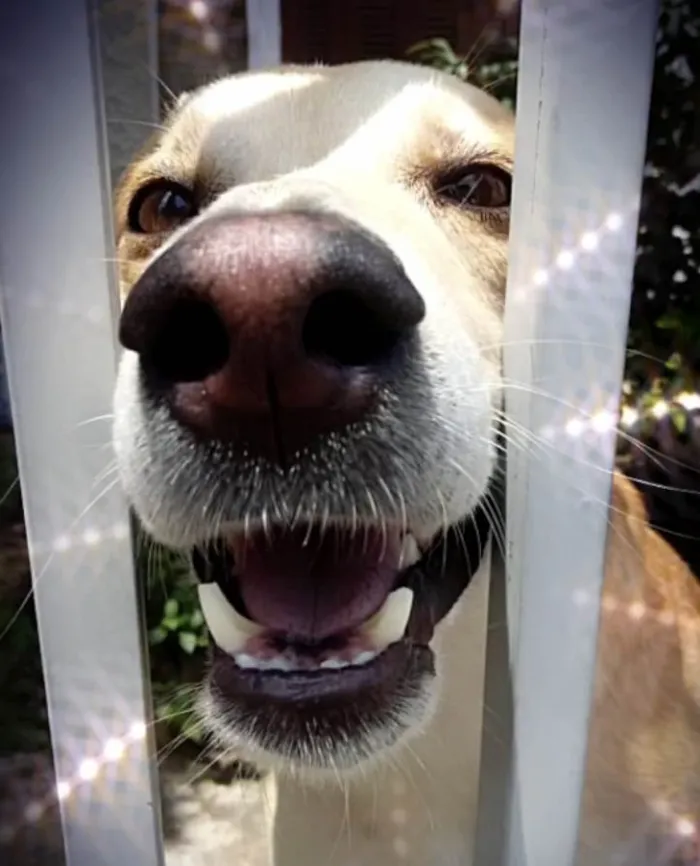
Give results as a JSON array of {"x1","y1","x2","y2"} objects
[
  {"x1": 148, "y1": 578, "x2": 208, "y2": 656},
  {"x1": 406, "y1": 38, "x2": 470, "y2": 77},
  {"x1": 406, "y1": 36, "x2": 518, "y2": 108},
  {"x1": 138, "y1": 542, "x2": 209, "y2": 749},
  {"x1": 628, "y1": 0, "x2": 700, "y2": 388},
  {"x1": 151, "y1": 680, "x2": 207, "y2": 747}
]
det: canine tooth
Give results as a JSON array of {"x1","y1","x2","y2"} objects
[
  {"x1": 197, "y1": 583, "x2": 264, "y2": 655},
  {"x1": 360, "y1": 587, "x2": 414, "y2": 649},
  {"x1": 400, "y1": 534, "x2": 420, "y2": 569}
]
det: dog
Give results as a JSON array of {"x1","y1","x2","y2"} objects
[{"x1": 111, "y1": 60, "x2": 700, "y2": 865}]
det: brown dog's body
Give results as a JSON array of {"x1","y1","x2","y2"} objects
[
  {"x1": 111, "y1": 61, "x2": 700, "y2": 864},
  {"x1": 580, "y1": 474, "x2": 700, "y2": 863}
]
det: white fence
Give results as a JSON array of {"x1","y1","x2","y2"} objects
[{"x1": 0, "y1": 0, "x2": 659, "y2": 864}]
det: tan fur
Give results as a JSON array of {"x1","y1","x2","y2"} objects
[
  {"x1": 113, "y1": 62, "x2": 700, "y2": 864},
  {"x1": 579, "y1": 474, "x2": 700, "y2": 862}
]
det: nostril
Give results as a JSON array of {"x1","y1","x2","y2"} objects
[
  {"x1": 302, "y1": 289, "x2": 406, "y2": 368},
  {"x1": 143, "y1": 298, "x2": 230, "y2": 383}
]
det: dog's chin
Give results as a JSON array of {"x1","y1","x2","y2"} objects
[
  {"x1": 199, "y1": 645, "x2": 439, "y2": 780},
  {"x1": 189, "y1": 508, "x2": 490, "y2": 777}
]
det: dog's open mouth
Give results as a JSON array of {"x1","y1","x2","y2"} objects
[
  {"x1": 191, "y1": 508, "x2": 490, "y2": 712},
  {"x1": 193, "y1": 525, "x2": 430, "y2": 693}
]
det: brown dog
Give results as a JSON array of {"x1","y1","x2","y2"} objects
[{"x1": 112, "y1": 61, "x2": 700, "y2": 865}]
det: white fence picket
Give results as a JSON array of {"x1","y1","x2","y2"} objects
[
  {"x1": 0, "y1": 1, "x2": 165, "y2": 864},
  {"x1": 476, "y1": 1, "x2": 659, "y2": 864}
]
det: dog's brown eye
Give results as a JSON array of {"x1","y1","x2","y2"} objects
[
  {"x1": 436, "y1": 165, "x2": 511, "y2": 211},
  {"x1": 128, "y1": 182, "x2": 196, "y2": 234}
]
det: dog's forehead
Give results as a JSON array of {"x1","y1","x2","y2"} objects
[{"x1": 160, "y1": 61, "x2": 512, "y2": 182}]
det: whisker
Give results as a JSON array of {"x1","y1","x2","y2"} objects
[
  {"x1": 106, "y1": 117, "x2": 166, "y2": 132},
  {"x1": 0, "y1": 475, "x2": 19, "y2": 509},
  {"x1": 75, "y1": 412, "x2": 115, "y2": 428}
]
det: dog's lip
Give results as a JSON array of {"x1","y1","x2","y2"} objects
[{"x1": 209, "y1": 639, "x2": 434, "y2": 706}]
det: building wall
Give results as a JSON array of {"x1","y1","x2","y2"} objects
[{"x1": 281, "y1": 0, "x2": 519, "y2": 65}]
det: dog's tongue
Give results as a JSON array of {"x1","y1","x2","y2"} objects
[{"x1": 231, "y1": 527, "x2": 401, "y2": 641}]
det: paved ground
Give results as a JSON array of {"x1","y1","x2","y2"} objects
[
  {"x1": 163, "y1": 768, "x2": 271, "y2": 866},
  {"x1": 0, "y1": 751, "x2": 272, "y2": 866}
]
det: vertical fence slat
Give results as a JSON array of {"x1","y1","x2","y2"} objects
[
  {"x1": 476, "y1": 1, "x2": 660, "y2": 864},
  {"x1": 0, "y1": 1, "x2": 165, "y2": 864}
]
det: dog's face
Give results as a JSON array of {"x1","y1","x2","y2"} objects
[{"x1": 113, "y1": 60, "x2": 513, "y2": 774}]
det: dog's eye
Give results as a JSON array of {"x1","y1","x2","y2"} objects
[
  {"x1": 436, "y1": 165, "x2": 511, "y2": 211},
  {"x1": 128, "y1": 182, "x2": 196, "y2": 233}
]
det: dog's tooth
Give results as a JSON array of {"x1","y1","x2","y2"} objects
[
  {"x1": 320, "y1": 657, "x2": 347, "y2": 670},
  {"x1": 400, "y1": 533, "x2": 420, "y2": 569},
  {"x1": 264, "y1": 657, "x2": 295, "y2": 672},
  {"x1": 353, "y1": 650, "x2": 377, "y2": 666},
  {"x1": 233, "y1": 653, "x2": 294, "y2": 672},
  {"x1": 360, "y1": 587, "x2": 414, "y2": 650},
  {"x1": 233, "y1": 652, "x2": 258, "y2": 669},
  {"x1": 198, "y1": 583, "x2": 264, "y2": 655}
]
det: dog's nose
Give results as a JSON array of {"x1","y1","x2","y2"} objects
[{"x1": 118, "y1": 211, "x2": 425, "y2": 460}]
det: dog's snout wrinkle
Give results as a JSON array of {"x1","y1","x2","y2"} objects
[{"x1": 118, "y1": 210, "x2": 426, "y2": 461}]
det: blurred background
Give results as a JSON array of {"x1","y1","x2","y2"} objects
[{"x1": 0, "y1": 0, "x2": 698, "y2": 862}]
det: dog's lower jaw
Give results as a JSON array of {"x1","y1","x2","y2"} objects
[
  {"x1": 262, "y1": 562, "x2": 491, "y2": 866},
  {"x1": 198, "y1": 668, "x2": 437, "y2": 785}
]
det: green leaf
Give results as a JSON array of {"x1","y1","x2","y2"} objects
[
  {"x1": 665, "y1": 352, "x2": 682, "y2": 371},
  {"x1": 670, "y1": 406, "x2": 688, "y2": 434},
  {"x1": 656, "y1": 312, "x2": 682, "y2": 330},
  {"x1": 178, "y1": 632, "x2": 198, "y2": 654},
  {"x1": 148, "y1": 627, "x2": 167, "y2": 645},
  {"x1": 164, "y1": 598, "x2": 179, "y2": 618}
]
